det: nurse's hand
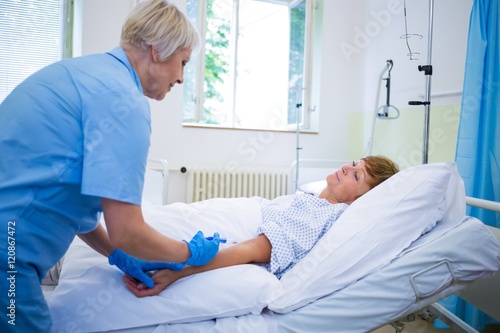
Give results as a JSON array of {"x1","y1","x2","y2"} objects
[
  {"x1": 184, "y1": 231, "x2": 221, "y2": 266},
  {"x1": 108, "y1": 249, "x2": 185, "y2": 288}
]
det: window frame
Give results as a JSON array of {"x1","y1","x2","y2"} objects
[{"x1": 184, "y1": 0, "x2": 318, "y2": 132}]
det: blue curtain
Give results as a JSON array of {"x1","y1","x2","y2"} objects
[{"x1": 436, "y1": 0, "x2": 500, "y2": 330}]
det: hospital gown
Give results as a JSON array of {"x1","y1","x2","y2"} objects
[{"x1": 257, "y1": 194, "x2": 348, "y2": 279}]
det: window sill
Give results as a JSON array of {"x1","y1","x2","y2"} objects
[{"x1": 182, "y1": 123, "x2": 319, "y2": 134}]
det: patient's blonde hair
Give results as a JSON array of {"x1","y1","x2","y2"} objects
[
  {"x1": 121, "y1": 0, "x2": 199, "y2": 61},
  {"x1": 362, "y1": 155, "x2": 400, "y2": 189}
]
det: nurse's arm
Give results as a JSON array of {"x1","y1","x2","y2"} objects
[
  {"x1": 78, "y1": 224, "x2": 114, "y2": 257},
  {"x1": 101, "y1": 198, "x2": 191, "y2": 263}
]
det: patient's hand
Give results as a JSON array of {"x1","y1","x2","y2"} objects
[{"x1": 123, "y1": 269, "x2": 181, "y2": 297}]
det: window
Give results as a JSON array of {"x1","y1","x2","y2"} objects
[
  {"x1": 183, "y1": 0, "x2": 319, "y2": 131},
  {"x1": 0, "y1": 0, "x2": 72, "y2": 103}
]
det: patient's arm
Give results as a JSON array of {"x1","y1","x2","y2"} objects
[{"x1": 123, "y1": 234, "x2": 272, "y2": 297}]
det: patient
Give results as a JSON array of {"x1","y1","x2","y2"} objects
[{"x1": 123, "y1": 155, "x2": 399, "y2": 297}]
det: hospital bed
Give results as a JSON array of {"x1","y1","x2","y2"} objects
[{"x1": 43, "y1": 159, "x2": 500, "y2": 333}]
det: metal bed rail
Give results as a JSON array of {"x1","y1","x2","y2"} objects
[
  {"x1": 426, "y1": 196, "x2": 500, "y2": 332},
  {"x1": 391, "y1": 196, "x2": 500, "y2": 333}
]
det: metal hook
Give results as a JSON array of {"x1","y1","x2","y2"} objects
[
  {"x1": 378, "y1": 60, "x2": 400, "y2": 119},
  {"x1": 400, "y1": 0, "x2": 423, "y2": 60}
]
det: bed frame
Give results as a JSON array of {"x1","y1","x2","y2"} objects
[
  {"x1": 143, "y1": 157, "x2": 169, "y2": 205},
  {"x1": 418, "y1": 197, "x2": 500, "y2": 333}
]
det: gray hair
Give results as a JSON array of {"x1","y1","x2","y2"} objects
[{"x1": 121, "y1": 0, "x2": 199, "y2": 61}]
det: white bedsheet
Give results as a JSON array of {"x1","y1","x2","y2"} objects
[{"x1": 81, "y1": 310, "x2": 278, "y2": 333}]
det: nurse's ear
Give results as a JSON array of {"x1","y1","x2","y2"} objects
[{"x1": 150, "y1": 45, "x2": 160, "y2": 63}]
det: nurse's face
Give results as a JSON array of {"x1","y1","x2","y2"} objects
[
  {"x1": 318, "y1": 160, "x2": 373, "y2": 205},
  {"x1": 144, "y1": 47, "x2": 191, "y2": 101}
]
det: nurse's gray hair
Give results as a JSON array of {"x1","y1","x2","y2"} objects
[{"x1": 121, "y1": 0, "x2": 199, "y2": 61}]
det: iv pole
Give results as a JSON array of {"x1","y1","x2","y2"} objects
[
  {"x1": 295, "y1": 100, "x2": 303, "y2": 192},
  {"x1": 408, "y1": 0, "x2": 434, "y2": 164}
]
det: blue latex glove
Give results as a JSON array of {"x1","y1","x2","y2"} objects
[
  {"x1": 108, "y1": 249, "x2": 185, "y2": 288},
  {"x1": 184, "y1": 231, "x2": 221, "y2": 266}
]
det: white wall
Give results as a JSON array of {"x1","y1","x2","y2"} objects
[
  {"x1": 358, "y1": 0, "x2": 472, "y2": 116},
  {"x1": 352, "y1": 0, "x2": 473, "y2": 167},
  {"x1": 78, "y1": 0, "x2": 472, "y2": 202}
]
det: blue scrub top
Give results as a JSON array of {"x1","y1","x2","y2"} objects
[{"x1": 0, "y1": 47, "x2": 150, "y2": 331}]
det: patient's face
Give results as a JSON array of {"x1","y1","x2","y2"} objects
[{"x1": 318, "y1": 160, "x2": 372, "y2": 205}]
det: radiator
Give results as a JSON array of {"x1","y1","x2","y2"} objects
[{"x1": 187, "y1": 166, "x2": 289, "y2": 203}]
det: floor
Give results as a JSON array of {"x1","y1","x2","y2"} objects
[
  {"x1": 373, "y1": 318, "x2": 452, "y2": 333},
  {"x1": 372, "y1": 318, "x2": 500, "y2": 333}
]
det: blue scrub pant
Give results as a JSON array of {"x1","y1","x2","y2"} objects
[
  {"x1": 0, "y1": 270, "x2": 52, "y2": 332},
  {"x1": 1, "y1": 211, "x2": 74, "y2": 332}
]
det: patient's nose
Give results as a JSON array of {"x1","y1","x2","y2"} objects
[{"x1": 342, "y1": 164, "x2": 353, "y2": 174}]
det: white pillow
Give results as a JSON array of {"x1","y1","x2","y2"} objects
[
  {"x1": 399, "y1": 162, "x2": 466, "y2": 254},
  {"x1": 299, "y1": 180, "x2": 326, "y2": 195},
  {"x1": 269, "y1": 162, "x2": 462, "y2": 313},
  {"x1": 48, "y1": 197, "x2": 281, "y2": 333}
]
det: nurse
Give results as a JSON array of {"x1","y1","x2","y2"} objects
[{"x1": 0, "y1": 0, "x2": 220, "y2": 332}]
